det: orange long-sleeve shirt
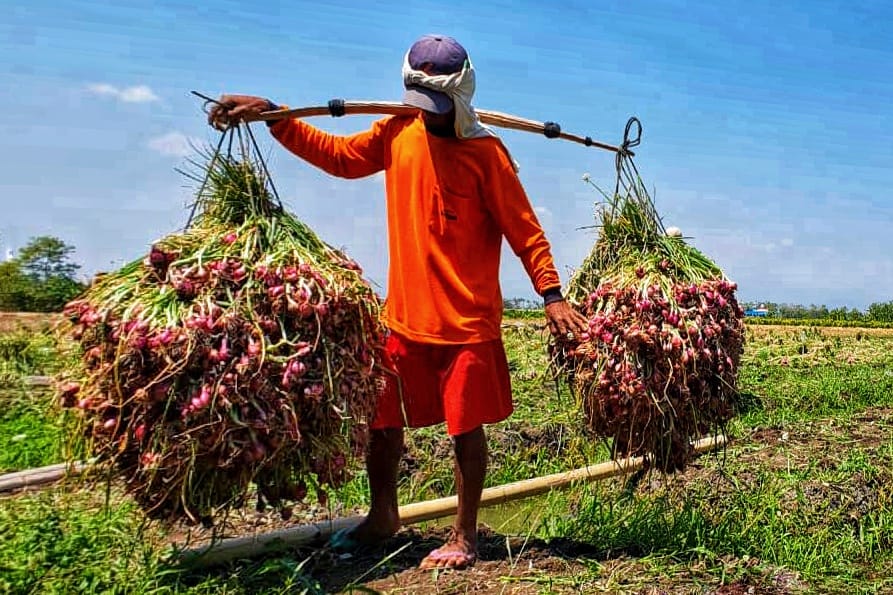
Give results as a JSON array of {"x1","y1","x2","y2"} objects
[{"x1": 269, "y1": 112, "x2": 561, "y2": 344}]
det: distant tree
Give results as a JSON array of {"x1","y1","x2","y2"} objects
[
  {"x1": 776, "y1": 303, "x2": 799, "y2": 318},
  {"x1": 1, "y1": 236, "x2": 86, "y2": 312},
  {"x1": 25, "y1": 275, "x2": 85, "y2": 312},
  {"x1": 0, "y1": 260, "x2": 30, "y2": 311},
  {"x1": 743, "y1": 301, "x2": 871, "y2": 321},
  {"x1": 829, "y1": 307, "x2": 847, "y2": 321},
  {"x1": 868, "y1": 301, "x2": 893, "y2": 323},
  {"x1": 809, "y1": 304, "x2": 830, "y2": 319},
  {"x1": 18, "y1": 236, "x2": 80, "y2": 282},
  {"x1": 504, "y1": 297, "x2": 539, "y2": 310}
]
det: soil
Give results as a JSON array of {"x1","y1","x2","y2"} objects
[
  {"x1": 746, "y1": 324, "x2": 893, "y2": 338},
  {"x1": 291, "y1": 526, "x2": 594, "y2": 594},
  {"x1": 0, "y1": 312, "x2": 62, "y2": 333},
  {"x1": 234, "y1": 525, "x2": 808, "y2": 594},
  {"x1": 163, "y1": 408, "x2": 893, "y2": 593}
]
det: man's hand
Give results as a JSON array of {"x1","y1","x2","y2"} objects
[
  {"x1": 207, "y1": 95, "x2": 276, "y2": 131},
  {"x1": 545, "y1": 299, "x2": 589, "y2": 341}
]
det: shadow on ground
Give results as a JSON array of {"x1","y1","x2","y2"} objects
[
  {"x1": 296, "y1": 526, "x2": 596, "y2": 593},
  {"x1": 176, "y1": 526, "x2": 598, "y2": 594}
]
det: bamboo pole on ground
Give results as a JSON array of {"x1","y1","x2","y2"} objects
[
  {"x1": 0, "y1": 460, "x2": 95, "y2": 493},
  {"x1": 175, "y1": 434, "x2": 725, "y2": 567},
  {"x1": 25, "y1": 375, "x2": 52, "y2": 387}
]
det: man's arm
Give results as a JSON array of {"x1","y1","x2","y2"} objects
[
  {"x1": 268, "y1": 111, "x2": 386, "y2": 179},
  {"x1": 481, "y1": 149, "x2": 560, "y2": 296},
  {"x1": 482, "y1": 146, "x2": 588, "y2": 337},
  {"x1": 208, "y1": 95, "x2": 386, "y2": 179}
]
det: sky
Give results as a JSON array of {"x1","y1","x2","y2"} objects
[{"x1": 1, "y1": 0, "x2": 891, "y2": 309}]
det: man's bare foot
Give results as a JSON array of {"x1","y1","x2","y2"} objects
[
  {"x1": 419, "y1": 534, "x2": 477, "y2": 570},
  {"x1": 351, "y1": 512, "x2": 401, "y2": 543},
  {"x1": 330, "y1": 511, "x2": 400, "y2": 551}
]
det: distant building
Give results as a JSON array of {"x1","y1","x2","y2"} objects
[{"x1": 744, "y1": 304, "x2": 770, "y2": 317}]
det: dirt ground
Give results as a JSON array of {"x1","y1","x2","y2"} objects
[
  {"x1": 290, "y1": 526, "x2": 594, "y2": 594},
  {"x1": 745, "y1": 324, "x2": 893, "y2": 338},
  {"x1": 277, "y1": 526, "x2": 808, "y2": 594},
  {"x1": 167, "y1": 409, "x2": 893, "y2": 594},
  {"x1": 504, "y1": 318, "x2": 893, "y2": 339},
  {"x1": 0, "y1": 312, "x2": 62, "y2": 333}
]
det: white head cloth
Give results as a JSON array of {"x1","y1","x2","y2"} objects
[{"x1": 402, "y1": 53, "x2": 520, "y2": 172}]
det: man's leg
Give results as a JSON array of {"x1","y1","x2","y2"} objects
[
  {"x1": 419, "y1": 425, "x2": 487, "y2": 569},
  {"x1": 343, "y1": 427, "x2": 403, "y2": 543}
]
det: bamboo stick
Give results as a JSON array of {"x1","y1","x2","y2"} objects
[
  {"x1": 243, "y1": 101, "x2": 628, "y2": 155},
  {"x1": 176, "y1": 434, "x2": 725, "y2": 567},
  {"x1": 25, "y1": 375, "x2": 52, "y2": 387},
  {"x1": 174, "y1": 515, "x2": 364, "y2": 567},
  {"x1": 0, "y1": 460, "x2": 94, "y2": 493}
]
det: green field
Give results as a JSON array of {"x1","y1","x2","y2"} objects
[{"x1": 2, "y1": 318, "x2": 893, "y2": 593}]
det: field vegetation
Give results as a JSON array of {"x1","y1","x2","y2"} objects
[{"x1": 1, "y1": 315, "x2": 892, "y2": 593}]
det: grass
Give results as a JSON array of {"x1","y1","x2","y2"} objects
[
  {"x1": 0, "y1": 329, "x2": 60, "y2": 381},
  {"x1": 2, "y1": 320, "x2": 893, "y2": 592},
  {"x1": 503, "y1": 308, "x2": 893, "y2": 329},
  {"x1": 0, "y1": 386, "x2": 63, "y2": 473},
  {"x1": 530, "y1": 323, "x2": 893, "y2": 593},
  {"x1": 542, "y1": 428, "x2": 893, "y2": 592},
  {"x1": 0, "y1": 487, "x2": 333, "y2": 594},
  {"x1": 745, "y1": 317, "x2": 893, "y2": 329},
  {"x1": 0, "y1": 329, "x2": 68, "y2": 473},
  {"x1": 0, "y1": 489, "x2": 168, "y2": 594}
]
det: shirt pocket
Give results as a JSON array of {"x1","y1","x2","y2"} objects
[{"x1": 437, "y1": 182, "x2": 483, "y2": 226}]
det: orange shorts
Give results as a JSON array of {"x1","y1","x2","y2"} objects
[{"x1": 370, "y1": 331, "x2": 514, "y2": 436}]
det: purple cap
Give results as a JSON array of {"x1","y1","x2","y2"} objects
[{"x1": 402, "y1": 34, "x2": 468, "y2": 114}]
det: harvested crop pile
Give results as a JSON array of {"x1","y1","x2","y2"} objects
[
  {"x1": 55, "y1": 128, "x2": 386, "y2": 524},
  {"x1": 554, "y1": 176, "x2": 745, "y2": 472}
]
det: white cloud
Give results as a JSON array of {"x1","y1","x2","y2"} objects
[
  {"x1": 147, "y1": 132, "x2": 200, "y2": 157},
  {"x1": 120, "y1": 85, "x2": 159, "y2": 103},
  {"x1": 87, "y1": 83, "x2": 159, "y2": 103},
  {"x1": 86, "y1": 83, "x2": 118, "y2": 97},
  {"x1": 780, "y1": 237, "x2": 794, "y2": 247},
  {"x1": 534, "y1": 205, "x2": 552, "y2": 218}
]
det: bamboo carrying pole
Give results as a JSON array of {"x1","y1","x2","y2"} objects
[
  {"x1": 175, "y1": 434, "x2": 725, "y2": 567},
  {"x1": 200, "y1": 95, "x2": 633, "y2": 156}
]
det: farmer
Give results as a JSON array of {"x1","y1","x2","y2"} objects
[{"x1": 208, "y1": 33, "x2": 587, "y2": 570}]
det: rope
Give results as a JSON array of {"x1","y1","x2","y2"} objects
[
  {"x1": 611, "y1": 116, "x2": 663, "y2": 231},
  {"x1": 185, "y1": 92, "x2": 285, "y2": 228},
  {"x1": 614, "y1": 117, "x2": 642, "y2": 198},
  {"x1": 244, "y1": 121, "x2": 283, "y2": 210},
  {"x1": 184, "y1": 128, "x2": 230, "y2": 230}
]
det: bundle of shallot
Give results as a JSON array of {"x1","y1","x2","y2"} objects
[
  {"x1": 56, "y1": 128, "x2": 387, "y2": 524},
  {"x1": 554, "y1": 176, "x2": 745, "y2": 472}
]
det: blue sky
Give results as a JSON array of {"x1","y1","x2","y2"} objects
[{"x1": 1, "y1": 0, "x2": 891, "y2": 309}]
